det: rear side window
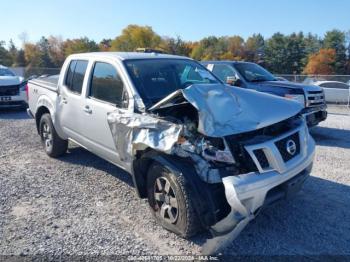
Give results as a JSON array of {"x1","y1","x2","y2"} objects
[
  {"x1": 65, "y1": 60, "x2": 88, "y2": 94},
  {"x1": 89, "y1": 62, "x2": 125, "y2": 106}
]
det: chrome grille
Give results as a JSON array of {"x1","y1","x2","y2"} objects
[
  {"x1": 275, "y1": 132, "x2": 300, "y2": 162},
  {"x1": 253, "y1": 149, "x2": 270, "y2": 169},
  {"x1": 306, "y1": 91, "x2": 325, "y2": 107},
  {"x1": 0, "y1": 85, "x2": 19, "y2": 96}
]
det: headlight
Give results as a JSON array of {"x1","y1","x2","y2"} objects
[
  {"x1": 177, "y1": 136, "x2": 236, "y2": 164},
  {"x1": 285, "y1": 94, "x2": 305, "y2": 107},
  {"x1": 19, "y1": 81, "x2": 27, "y2": 91},
  {"x1": 201, "y1": 138, "x2": 235, "y2": 164}
]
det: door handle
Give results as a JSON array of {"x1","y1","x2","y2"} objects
[{"x1": 83, "y1": 105, "x2": 92, "y2": 114}]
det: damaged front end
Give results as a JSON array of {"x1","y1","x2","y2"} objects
[{"x1": 107, "y1": 84, "x2": 314, "y2": 254}]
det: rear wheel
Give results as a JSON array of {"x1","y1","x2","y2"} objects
[
  {"x1": 147, "y1": 162, "x2": 200, "y2": 238},
  {"x1": 39, "y1": 113, "x2": 68, "y2": 157}
]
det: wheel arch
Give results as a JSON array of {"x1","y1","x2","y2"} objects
[
  {"x1": 35, "y1": 106, "x2": 51, "y2": 134},
  {"x1": 132, "y1": 149, "x2": 229, "y2": 229}
]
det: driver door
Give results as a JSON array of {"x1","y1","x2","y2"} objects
[{"x1": 80, "y1": 61, "x2": 129, "y2": 166}]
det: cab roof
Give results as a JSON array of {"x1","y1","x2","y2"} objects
[{"x1": 68, "y1": 52, "x2": 191, "y2": 61}]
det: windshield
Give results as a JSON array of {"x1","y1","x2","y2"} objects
[
  {"x1": 0, "y1": 68, "x2": 15, "y2": 77},
  {"x1": 235, "y1": 63, "x2": 276, "y2": 82},
  {"x1": 124, "y1": 59, "x2": 220, "y2": 107}
]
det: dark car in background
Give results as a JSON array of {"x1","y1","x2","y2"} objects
[{"x1": 202, "y1": 61, "x2": 327, "y2": 127}]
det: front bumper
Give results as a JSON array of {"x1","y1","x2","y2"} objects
[
  {"x1": 202, "y1": 135, "x2": 315, "y2": 254},
  {"x1": 224, "y1": 133, "x2": 314, "y2": 219},
  {"x1": 302, "y1": 105, "x2": 327, "y2": 127},
  {"x1": 0, "y1": 91, "x2": 27, "y2": 108}
]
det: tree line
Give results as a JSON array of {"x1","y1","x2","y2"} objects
[{"x1": 0, "y1": 24, "x2": 349, "y2": 75}]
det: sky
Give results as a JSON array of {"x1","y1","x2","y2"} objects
[{"x1": 1, "y1": 0, "x2": 350, "y2": 47}]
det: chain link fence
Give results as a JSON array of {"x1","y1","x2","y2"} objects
[
  {"x1": 24, "y1": 67, "x2": 61, "y2": 78},
  {"x1": 9, "y1": 67, "x2": 61, "y2": 78}
]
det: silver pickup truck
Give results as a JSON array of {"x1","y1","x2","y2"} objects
[{"x1": 27, "y1": 52, "x2": 315, "y2": 252}]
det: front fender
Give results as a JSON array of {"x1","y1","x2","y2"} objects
[{"x1": 132, "y1": 151, "x2": 230, "y2": 230}]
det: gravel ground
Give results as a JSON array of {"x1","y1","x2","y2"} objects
[{"x1": 0, "y1": 105, "x2": 349, "y2": 258}]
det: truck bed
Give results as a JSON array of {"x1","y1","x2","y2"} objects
[
  {"x1": 27, "y1": 74, "x2": 60, "y2": 118},
  {"x1": 29, "y1": 75, "x2": 59, "y2": 92}
]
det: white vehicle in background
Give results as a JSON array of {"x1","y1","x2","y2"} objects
[
  {"x1": 312, "y1": 81, "x2": 350, "y2": 104},
  {"x1": 0, "y1": 65, "x2": 28, "y2": 108}
]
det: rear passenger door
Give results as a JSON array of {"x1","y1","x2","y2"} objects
[
  {"x1": 81, "y1": 61, "x2": 129, "y2": 165},
  {"x1": 59, "y1": 59, "x2": 89, "y2": 144}
]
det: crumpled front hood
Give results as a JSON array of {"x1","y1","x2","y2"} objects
[
  {"x1": 259, "y1": 81, "x2": 322, "y2": 92},
  {"x1": 152, "y1": 84, "x2": 303, "y2": 137},
  {"x1": 0, "y1": 76, "x2": 22, "y2": 86}
]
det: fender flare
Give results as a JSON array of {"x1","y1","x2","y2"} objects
[{"x1": 36, "y1": 94, "x2": 56, "y2": 121}]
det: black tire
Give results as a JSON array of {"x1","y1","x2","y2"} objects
[
  {"x1": 39, "y1": 113, "x2": 68, "y2": 157},
  {"x1": 147, "y1": 162, "x2": 200, "y2": 238}
]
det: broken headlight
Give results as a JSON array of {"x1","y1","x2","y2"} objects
[{"x1": 201, "y1": 137, "x2": 235, "y2": 164}]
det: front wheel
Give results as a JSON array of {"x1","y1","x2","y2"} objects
[
  {"x1": 39, "y1": 113, "x2": 68, "y2": 157},
  {"x1": 147, "y1": 162, "x2": 201, "y2": 238}
]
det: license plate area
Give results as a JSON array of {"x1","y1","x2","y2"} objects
[{"x1": 0, "y1": 96, "x2": 12, "y2": 101}]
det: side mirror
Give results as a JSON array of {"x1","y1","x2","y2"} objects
[{"x1": 226, "y1": 76, "x2": 238, "y2": 86}]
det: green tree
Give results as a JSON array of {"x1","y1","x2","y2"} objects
[
  {"x1": 190, "y1": 43, "x2": 205, "y2": 60},
  {"x1": 227, "y1": 36, "x2": 245, "y2": 60},
  {"x1": 48, "y1": 36, "x2": 65, "y2": 67},
  {"x1": 15, "y1": 49, "x2": 26, "y2": 67},
  {"x1": 63, "y1": 37, "x2": 99, "y2": 56},
  {"x1": 8, "y1": 39, "x2": 18, "y2": 66},
  {"x1": 302, "y1": 33, "x2": 322, "y2": 68},
  {"x1": 323, "y1": 30, "x2": 347, "y2": 74},
  {"x1": 24, "y1": 43, "x2": 44, "y2": 68},
  {"x1": 264, "y1": 33, "x2": 288, "y2": 73},
  {"x1": 110, "y1": 25, "x2": 161, "y2": 51},
  {"x1": 99, "y1": 39, "x2": 112, "y2": 51},
  {"x1": 284, "y1": 32, "x2": 306, "y2": 73},
  {"x1": 0, "y1": 41, "x2": 12, "y2": 66},
  {"x1": 160, "y1": 36, "x2": 192, "y2": 56},
  {"x1": 265, "y1": 32, "x2": 306, "y2": 74},
  {"x1": 37, "y1": 37, "x2": 55, "y2": 67},
  {"x1": 245, "y1": 34, "x2": 265, "y2": 63},
  {"x1": 190, "y1": 36, "x2": 221, "y2": 60}
]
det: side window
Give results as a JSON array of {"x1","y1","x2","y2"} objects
[
  {"x1": 212, "y1": 64, "x2": 236, "y2": 82},
  {"x1": 333, "y1": 83, "x2": 349, "y2": 89},
  {"x1": 65, "y1": 60, "x2": 76, "y2": 88},
  {"x1": 187, "y1": 67, "x2": 203, "y2": 81},
  {"x1": 65, "y1": 60, "x2": 88, "y2": 94},
  {"x1": 89, "y1": 62, "x2": 125, "y2": 106}
]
